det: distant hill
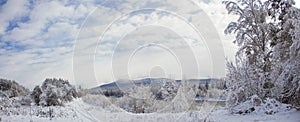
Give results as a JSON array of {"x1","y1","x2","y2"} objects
[{"x1": 88, "y1": 78, "x2": 220, "y2": 94}]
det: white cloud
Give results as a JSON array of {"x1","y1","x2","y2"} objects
[
  {"x1": 3, "y1": 1, "x2": 79, "y2": 43},
  {"x1": 0, "y1": 0, "x2": 91, "y2": 88},
  {"x1": 0, "y1": 0, "x2": 30, "y2": 34}
]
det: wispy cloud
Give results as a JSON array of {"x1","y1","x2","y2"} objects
[{"x1": 0, "y1": 0, "x2": 92, "y2": 88}]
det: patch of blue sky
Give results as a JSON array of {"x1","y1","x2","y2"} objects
[
  {"x1": 5, "y1": 21, "x2": 19, "y2": 32},
  {"x1": 98, "y1": 0, "x2": 122, "y2": 10},
  {"x1": 32, "y1": 50, "x2": 43, "y2": 56},
  {"x1": 93, "y1": 0, "x2": 106, "y2": 6},
  {"x1": 5, "y1": 16, "x2": 30, "y2": 32},
  {"x1": 28, "y1": 0, "x2": 34, "y2": 10},
  {"x1": 41, "y1": 20, "x2": 56, "y2": 34},
  {"x1": 1, "y1": 41, "x2": 27, "y2": 52},
  {"x1": 0, "y1": 36, "x2": 3, "y2": 48},
  {"x1": 0, "y1": 0, "x2": 7, "y2": 7},
  {"x1": 20, "y1": 15, "x2": 30, "y2": 22},
  {"x1": 64, "y1": 0, "x2": 81, "y2": 7}
]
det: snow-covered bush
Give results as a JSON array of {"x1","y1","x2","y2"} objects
[
  {"x1": 19, "y1": 96, "x2": 32, "y2": 106},
  {"x1": 114, "y1": 85, "x2": 156, "y2": 113},
  {"x1": 82, "y1": 94, "x2": 112, "y2": 109},
  {"x1": 111, "y1": 80, "x2": 196, "y2": 113},
  {"x1": 0, "y1": 96, "x2": 77, "y2": 119},
  {"x1": 32, "y1": 78, "x2": 79, "y2": 106},
  {"x1": 230, "y1": 95, "x2": 292, "y2": 115},
  {"x1": 156, "y1": 81, "x2": 179, "y2": 101},
  {"x1": 0, "y1": 97, "x2": 14, "y2": 108},
  {"x1": 115, "y1": 95, "x2": 154, "y2": 113}
]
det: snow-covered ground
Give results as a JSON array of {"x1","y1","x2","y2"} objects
[
  {"x1": 1, "y1": 98, "x2": 300, "y2": 122},
  {"x1": 209, "y1": 109, "x2": 300, "y2": 122}
]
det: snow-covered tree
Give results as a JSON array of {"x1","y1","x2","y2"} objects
[
  {"x1": 267, "y1": 0, "x2": 300, "y2": 108},
  {"x1": 224, "y1": 0, "x2": 300, "y2": 109},
  {"x1": 156, "y1": 80, "x2": 179, "y2": 101},
  {"x1": 37, "y1": 78, "x2": 79, "y2": 106},
  {"x1": 223, "y1": 0, "x2": 275, "y2": 102},
  {"x1": 171, "y1": 80, "x2": 196, "y2": 112},
  {"x1": 31, "y1": 85, "x2": 42, "y2": 105},
  {"x1": 0, "y1": 79, "x2": 29, "y2": 98}
]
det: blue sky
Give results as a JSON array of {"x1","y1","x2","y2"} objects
[{"x1": 4, "y1": 0, "x2": 292, "y2": 88}]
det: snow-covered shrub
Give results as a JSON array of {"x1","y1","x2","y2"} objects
[
  {"x1": 113, "y1": 81, "x2": 184, "y2": 113},
  {"x1": 0, "y1": 97, "x2": 13, "y2": 108},
  {"x1": 144, "y1": 100, "x2": 169, "y2": 113},
  {"x1": 0, "y1": 79, "x2": 29, "y2": 98},
  {"x1": 34, "y1": 78, "x2": 79, "y2": 106},
  {"x1": 156, "y1": 81, "x2": 178, "y2": 101},
  {"x1": 115, "y1": 95, "x2": 141, "y2": 113},
  {"x1": 19, "y1": 96, "x2": 32, "y2": 106},
  {"x1": 114, "y1": 85, "x2": 156, "y2": 113},
  {"x1": 39, "y1": 85, "x2": 62, "y2": 106},
  {"x1": 154, "y1": 80, "x2": 196, "y2": 113},
  {"x1": 82, "y1": 94, "x2": 112, "y2": 109},
  {"x1": 251, "y1": 95, "x2": 262, "y2": 107},
  {"x1": 175, "y1": 83, "x2": 196, "y2": 112},
  {"x1": 263, "y1": 98, "x2": 281, "y2": 114},
  {"x1": 226, "y1": 92, "x2": 238, "y2": 109},
  {"x1": 108, "y1": 80, "x2": 202, "y2": 113},
  {"x1": 0, "y1": 97, "x2": 77, "y2": 119},
  {"x1": 230, "y1": 95, "x2": 292, "y2": 115}
]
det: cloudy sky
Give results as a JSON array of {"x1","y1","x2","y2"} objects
[{"x1": 1, "y1": 0, "x2": 297, "y2": 89}]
